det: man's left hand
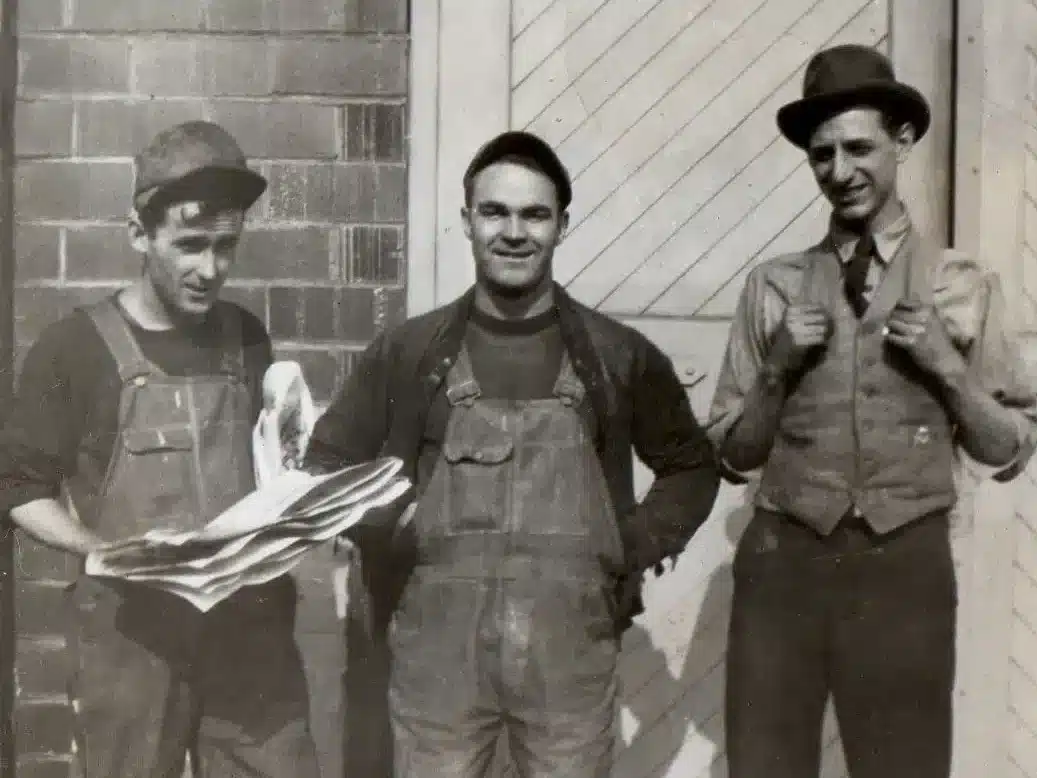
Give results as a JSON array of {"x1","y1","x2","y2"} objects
[{"x1": 884, "y1": 299, "x2": 966, "y2": 379}]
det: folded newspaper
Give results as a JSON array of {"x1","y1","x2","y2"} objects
[
  {"x1": 85, "y1": 457, "x2": 411, "y2": 611},
  {"x1": 84, "y1": 361, "x2": 411, "y2": 612}
]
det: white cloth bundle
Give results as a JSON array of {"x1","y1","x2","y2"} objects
[{"x1": 252, "y1": 361, "x2": 318, "y2": 486}]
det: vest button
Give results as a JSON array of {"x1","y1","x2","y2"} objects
[{"x1": 861, "y1": 385, "x2": 878, "y2": 397}]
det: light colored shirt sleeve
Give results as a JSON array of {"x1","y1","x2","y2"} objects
[
  {"x1": 935, "y1": 252, "x2": 1037, "y2": 482},
  {"x1": 707, "y1": 265, "x2": 788, "y2": 477}
]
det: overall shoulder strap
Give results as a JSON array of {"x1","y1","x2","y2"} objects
[
  {"x1": 214, "y1": 301, "x2": 247, "y2": 380},
  {"x1": 82, "y1": 297, "x2": 155, "y2": 384}
]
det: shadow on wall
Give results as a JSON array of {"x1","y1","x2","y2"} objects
[{"x1": 612, "y1": 486, "x2": 755, "y2": 778}]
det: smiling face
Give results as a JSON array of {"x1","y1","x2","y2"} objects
[
  {"x1": 131, "y1": 200, "x2": 245, "y2": 319},
  {"x1": 461, "y1": 159, "x2": 569, "y2": 301},
  {"x1": 807, "y1": 106, "x2": 914, "y2": 227}
]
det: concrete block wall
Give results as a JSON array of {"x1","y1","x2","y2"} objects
[{"x1": 12, "y1": 2, "x2": 409, "y2": 776}]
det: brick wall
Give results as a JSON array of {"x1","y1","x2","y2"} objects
[{"x1": 12, "y1": 2, "x2": 409, "y2": 777}]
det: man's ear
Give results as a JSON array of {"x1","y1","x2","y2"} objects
[
  {"x1": 128, "y1": 209, "x2": 150, "y2": 254},
  {"x1": 460, "y1": 205, "x2": 474, "y2": 241},
  {"x1": 894, "y1": 122, "x2": 917, "y2": 165},
  {"x1": 557, "y1": 209, "x2": 571, "y2": 244}
]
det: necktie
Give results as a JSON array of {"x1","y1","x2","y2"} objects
[{"x1": 843, "y1": 233, "x2": 874, "y2": 318}]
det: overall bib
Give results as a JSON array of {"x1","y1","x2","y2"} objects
[
  {"x1": 388, "y1": 345, "x2": 626, "y2": 778},
  {"x1": 64, "y1": 299, "x2": 319, "y2": 778}
]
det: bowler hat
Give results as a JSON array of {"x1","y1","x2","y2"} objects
[
  {"x1": 133, "y1": 121, "x2": 267, "y2": 212},
  {"x1": 776, "y1": 45, "x2": 930, "y2": 149},
  {"x1": 464, "y1": 131, "x2": 573, "y2": 210}
]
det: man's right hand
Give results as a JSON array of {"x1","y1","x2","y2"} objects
[{"x1": 768, "y1": 304, "x2": 833, "y2": 374}]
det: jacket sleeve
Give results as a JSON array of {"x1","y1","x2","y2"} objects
[
  {"x1": 622, "y1": 337, "x2": 721, "y2": 573},
  {"x1": 303, "y1": 332, "x2": 393, "y2": 473}
]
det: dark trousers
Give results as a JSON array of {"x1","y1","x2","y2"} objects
[
  {"x1": 67, "y1": 577, "x2": 320, "y2": 778},
  {"x1": 725, "y1": 508, "x2": 957, "y2": 778}
]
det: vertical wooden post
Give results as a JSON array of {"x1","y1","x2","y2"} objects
[
  {"x1": 0, "y1": 0, "x2": 15, "y2": 773},
  {"x1": 432, "y1": 0, "x2": 512, "y2": 308},
  {"x1": 890, "y1": 0, "x2": 955, "y2": 245}
]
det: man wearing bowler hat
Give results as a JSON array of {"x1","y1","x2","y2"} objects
[
  {"x1": 709, "y1": 45, "x2": 1037, "y2": 777},
  {"x1": 0, "y1": 121, "x2": 320, "y2": 777}
]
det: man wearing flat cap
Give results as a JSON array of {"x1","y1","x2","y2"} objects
[
  {"x1": 305, "y1": 130, "x2": 720, "y2": 777},
  {"x1": 0, "y1": 121, "x2": 319, "y2": 777},
  {"x1": 709, "y1": 44, "x2": 1037, "y2": 778}
]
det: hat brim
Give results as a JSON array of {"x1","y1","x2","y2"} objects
[
  {"x1": 776, "y1": 81, "x2": 931, "y2": 149},
  {"x1": 135, "y1": 165, "x2": 268, "y2": 213}
]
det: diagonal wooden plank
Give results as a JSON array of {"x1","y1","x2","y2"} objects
[
  {"x1": 1019, "y1": 519, "x2": 1037, "y2": 584},
  {"x1": 569, "y1": 1, "x2": 877, "y2": 308},
  {"x1": 548, "y1": 0, "x2": 771, "y2": 175},
  {"x1": 695, "y1": 194, "x2": 828, "y2": 316},
  {"x1": 620, "y1": 603, "x2": 729, "y2": 719},
  {"x1": 521, "y1": 0, "x2": 717, "y2": 143},
  {"x1": 618, "y1": 554, "x2": 733, "y2": 675},
  {"x1": 512, "y1": 0, "x2": 559, "y2": 39},
  {"x1": 614, "y1": 665, "x2": 725, "y2": 778},
  {"x1": 555, "y1": 0, "x2": 866, "y2": 281},
  {"x1": 513, "y1": 0, "x2": 671, "y2": 126},
  {"x1": 1018, "y1": 478, "x2": 1037, "y2": 539},
  {"x1": 1013, "y1": 616, "x2": 1037, "y2": 688},
  {"x1": 1013, "y1": 664, "x2": 1037, "y2": 755},
  {"x1": 565, "y1": 114, "x2": 793, "y2": 303},
  {"x1": 1012, "y1": 716, "x2": 1037, "y2": 778},
  {"x1": 649, "y1": 164, "x2": 821, "y2": 315},
  {"x1": 512, "y1": 0, "x2": 612, "y2": 86},
  {"x1": 1015, "y1": 562, "x2": 1037, "y2": 637},
  {"x1": 1006, "y1": 754, "x2": 1029, "y2": 778}
]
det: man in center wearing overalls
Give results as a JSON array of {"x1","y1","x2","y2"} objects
[
  {"x1": 0, "y1": 121, "x2": 320, "y2": 777},
  {"x1": 304, "y1": 131, "x2": 721, "y2": 778}
]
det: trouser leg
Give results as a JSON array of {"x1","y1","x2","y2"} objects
[
  {"x1": 502, "y1": 579, "x2": 619, "y2": 778},
  {"x1": 389, "y1": 578, "x2": 502, "y2": 778},
  {"x1": 831, "y1": 515, "x2": 956, "y2": 778},
  {"x1": 68, "y1": 579, "x2": 199, "y2": 778},
  {"x1": 194, "y1": 579, "x2": 320, "y2": 778},
  {"x1": 725, "y1": 511, "x2": 831, "y2": 778}
]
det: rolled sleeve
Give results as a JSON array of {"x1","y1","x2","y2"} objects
[
  {"x1": 966, "y1": 272, "x2": 1037, "y2": 481},
  {"x1": 936, "y1": 253, "x2": 1037, "y2": 481}
]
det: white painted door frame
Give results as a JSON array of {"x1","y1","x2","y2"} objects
[{"x1": 406, "y1": 0, "x2": 513, "y2": 317}]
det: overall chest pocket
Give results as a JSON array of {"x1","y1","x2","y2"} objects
[
  {"x1": 440, "y1": 410, "x2": 515, "y2": 533},
  {"x1": 108, "y1": 425, "x2": 201, "y2": 533}
]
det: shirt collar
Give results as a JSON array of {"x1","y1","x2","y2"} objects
[{"x1": 828, "y1": 207, "x2": 913, "y2": 265}]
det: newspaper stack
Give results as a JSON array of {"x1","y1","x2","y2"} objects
[{"x1": 84, "y1": 457, "x2": 412, "y2": 612}]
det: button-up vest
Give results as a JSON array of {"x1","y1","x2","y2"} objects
[{"x1": 759, "y1": 233, "x2": 958, "y2": 534}]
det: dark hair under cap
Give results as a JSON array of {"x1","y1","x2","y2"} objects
[{"x1": 463, "y1": 131, "x2": 573, "y2": 211}]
